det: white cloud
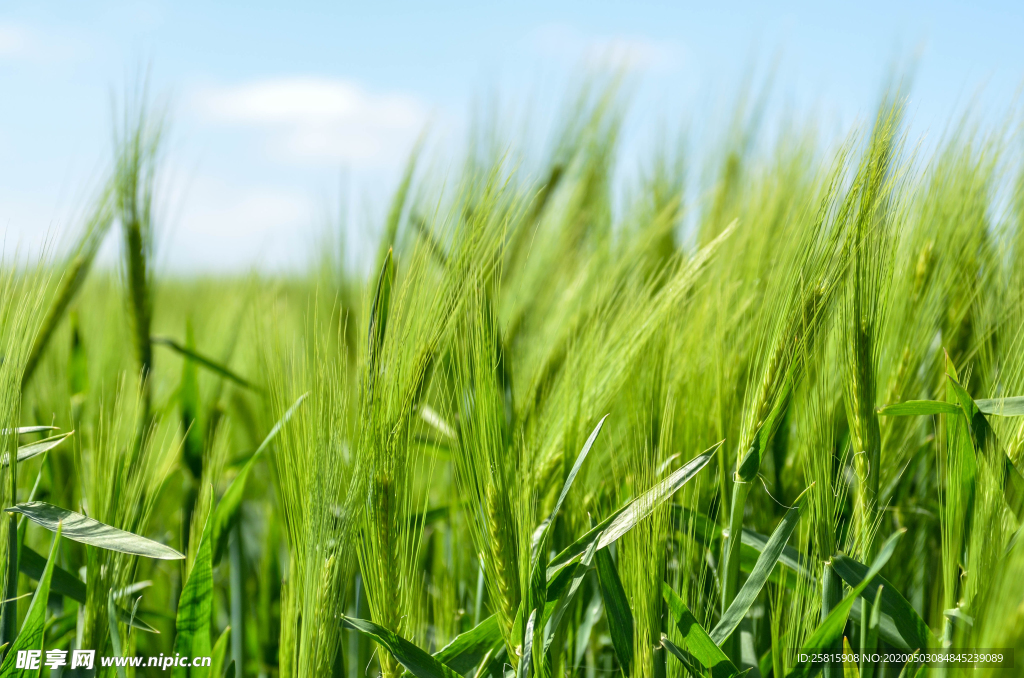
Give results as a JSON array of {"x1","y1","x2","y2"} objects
[
  {"x1": 0, "y1": 23, "x2": 32, "y2": 57},
  {"x1": 196, "y1": 77, "x2": 429, "y2": 167},
  {"x1": 530, "y1": 24, "x2": 683, "y2": 73},
  {"x1": 164, "y1": 177, "x2": 315, "y2": 272}
]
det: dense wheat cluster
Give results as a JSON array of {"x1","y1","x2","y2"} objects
[{"x1": 3, "y1": 82, "x2": 1024, "y2": 678}]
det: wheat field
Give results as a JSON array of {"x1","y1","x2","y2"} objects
[{"x1": 2, "y1": 82, "x2": 1024, "y2": 678}]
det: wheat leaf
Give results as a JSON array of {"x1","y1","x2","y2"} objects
[
  {"x1": 0, "y1": 526, "x2": 60, "y2": 676},
  {"x1": 432, "y1": 614, "x2": 502, "y2": 675},
  {"x1": 174, "y1": 509, "x2": 214, "y2": 678},
  {"x1": 342, "y1": 615, "x2": 461, "y2": 678},
  {"x1": 662, "y1": 583, "x2": 741, "y2": 678},
  {"x1": 596, "y1": 546, "x2": 633, "y2": 675},
  {"x1": 8, "y1": 502, "x2": 184, "y2": 560},
  {"x1": 0, "y1": 431, "x2": 74, "y2": 467},
  {"x1": 547, "y1": 441, "x2": 721, "y2": 578},
  {"x1": 877, "y1": 401, "x2": 959, "y2": 417},
  {"x1": 710, "y1": 488, "x2": 809, "y2": 645},
  {"x1": 786, "y1": 530, "x2": 905, "y2": 678},
  {"x1": 831, "y1": 556, "x2": 935, "y2": 651}
]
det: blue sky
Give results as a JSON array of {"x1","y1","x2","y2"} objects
[{"x1": 1, "y1": 1, "x2": 1022, "y2": 271}]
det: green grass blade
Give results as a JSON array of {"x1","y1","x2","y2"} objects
[
  {"x1": 516, "y1": 609, "x2": 538, "y2": 678},
  {"x1": 596, "y1": 546, "x2": 633, "y2": 675},
  {"x1": 674, "y1": 507, "x2": 813, "y2": 584},
  {"x1": 848, "y1": 598, "x2": 907, "y2": 650},
  {"x1": 860, "y1": 587, "x2": 883, "y2": 678},
  {"x1": 0, "y1": 427, "x2": 58, "y2": 436},
  {"x1": 550, "y1": 415, "x2": 608, "y2": 530},
  {"x1": 529, "y1": 415, "x2": 608, "y2": 650},
  {"x1": 153, "y1": 336, "x2": 259, "y2": 391},
  {"x1": 544, "y1": 539, "x2": 600, "y2": 655},
  {"x1": 19, "y1": 543, "x2": 85, "y2": 603},
  {"x1": 432, "y1": 614, "x2": 502, "y2": 675},
  {"x1": 366, "y1": 247, "x2": 394, "y2": 400},
  {"x1": 174, "y1": 508, "x2": 214, "y2": 678},
  {"x1": 975, "y1": 397, "x2": 1024, "y2": 416},
  {"x1": 877, "y1": 401, "x2": 959, "y2": 417},
  {"x1": 841, "y1": 638, "x2": 860, "y2": 678},
  {"x1": 8, "y1": 502, "x2": 184, "y2": 559},
  {"x1": 598, "y1": 442, "x2": 722, "y2": 551},
  {"x1": 548, "y1": 441, "x2": 721, "y2": 578},
  {"x1": 0, "y1": 525, "x2": 60, "y2": 677},
  {"x1": 710, "y1": 488, "x2": 808, "y2": 646},
  {"x1": 662, "y1": 583, "x2": 741, "y2": 678},
  {"x1": 341, "y1": 615, "x2": 461, "y2": 678},
  {"x1": 0, "y1": 431, "x2": 74, "y2": 467},
  {"x1": 534, "y1": 415, "x2": 608, "y2": 559},
  {"x1": 211, "y1": 626, "x2": 231, "y2": 678},
  {"x1": 661, "y1": 636, "x2": 706, "y2": 677},
  {"x1": 741, "y1": 527, "x2": 814, "y2": 581},
  {"x1": 830, "y1": 556, "x2": 935, "y2": 651},
  {"x1": 786, "y1": 530, "x2": 906, "y2": 678}
]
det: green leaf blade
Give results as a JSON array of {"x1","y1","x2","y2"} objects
[
  {"x1": 0, "y1": 526, "x2": 61, "y2": 677},
  {"x1": 342, "y1": 615, "x2": 460, "y2": 678},
  {"x1": 8, "y1": 502, "x2": 184, "y2": 560},
  {"x1": 710, "y1": 489, "x2": 808, "y2": 646},
  {"x1": 662, "y1": 583, "x2": 740, "y2": 678}
]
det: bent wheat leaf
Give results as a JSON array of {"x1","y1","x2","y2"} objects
[
  {"x1": 0, "y1": 525, "x2": 60, "y2": 677},
  {"x1": 8, "y1": 502, "x2": 184, "y2": 559},
  {"x1": 710, "y1": 487, "x2": 809, "y2": 646},
  {"x1": 547, "y1": 441, "x2": 721, "y2": 578},
  {"x1": 741, "y1": 527, "x2": 814, "y2": 581},
  {"x1": 341, "y1": 615, "x2": 460, "y2": 678},
  {"x1": 674, "y1": 507, "x2": 813, "y2": 585},
  {"x1": 598, "y1": 442, "x2": 722, "y2": 551},
  {"x1": 662, "y1": 583, "x2": 740, "y2": 678},
  {"x1": 0, "y1": 431, "x2": 74, "y2": 467},
  {"x1": 786, "y1": 530, "x2": 905, "y2": 678},
  {"x1": 432, "y1": 614, "x2": 502, "y2": 675}
]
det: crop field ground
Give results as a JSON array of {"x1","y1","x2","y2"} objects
[{"x1": 2, "y1": 81, "x2": 1024, "y2": 678}]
